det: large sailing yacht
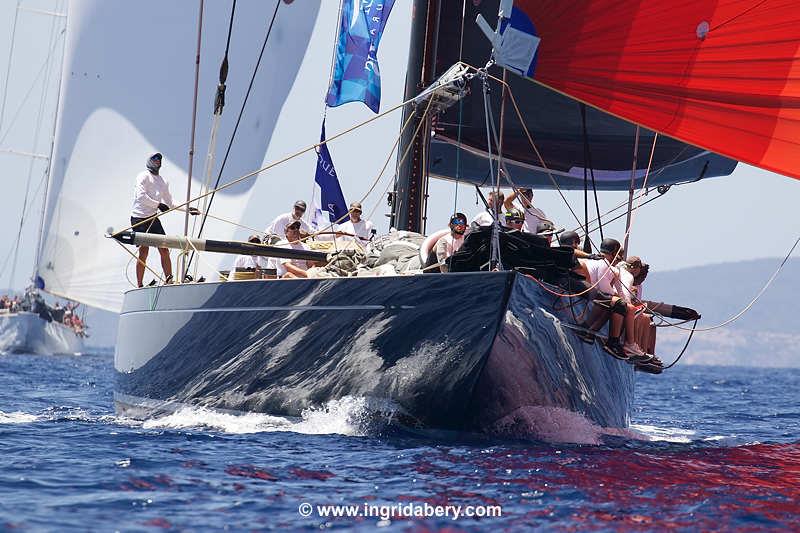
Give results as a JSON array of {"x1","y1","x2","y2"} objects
[
  {"x1": 38, "y1": 0, "x2": 800, "y2": 440},
  {"x1": 0, "y1": 0, "x2": 85, "y2": 355}
]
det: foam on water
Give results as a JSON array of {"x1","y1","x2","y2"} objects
[
  {"x1": 136, "y1": 396, "x2": 396, "y2": 436},
  {"x1": 630, "y1": 423, "x2": 697, "y2": 443},
  {"x1": 0, "y1": 410, "x2": 39, "y2": 424}
]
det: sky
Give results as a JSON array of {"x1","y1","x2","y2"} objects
[{"x1": 1, "y1": 0, "x2": 799, "y2": 297}]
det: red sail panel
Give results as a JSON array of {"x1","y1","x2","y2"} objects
[{"x1": 514, "y1": 0, "x2": 800, "y2": 180}]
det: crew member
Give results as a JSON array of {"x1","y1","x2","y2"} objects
[
  {"x1": 337, "y1": 201, "x2": 374, "y2": 245},
  {"x1": 276, "y1": 221, "x2": 309, "y2": 278},
  {"x1": 436, "y1": 213, "x2": 467, "y2": 272},
  {"x1": 130, "y1": 153, "x2": 198, "y2": 288},
  {"x1": 265, "y1": 200, "x2": 310, "y2": 239},
  {"x1": 231, "y1": 235, "x2": 271, "y2": 279},
  {"x1": 471, "y1": 191, "x2": 505, "y2": 226},
  {"x1": 504, "y1": 188, "x2": 549, "y2": 233}
]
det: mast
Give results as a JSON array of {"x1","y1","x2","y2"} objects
[
  {"x1": 181, "y1": 0, "x2": 204, "y2": 282},
  {"x1": 32, "y1": 3, "x2": 68, "y2": 288},
  {"x1": 392, "y1": 0, "x2": 440, "y2": 233}
]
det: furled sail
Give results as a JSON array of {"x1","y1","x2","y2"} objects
[
  {"x1": 38, "y1": 0, "x2": 413, "y2": 312},
  {"x1": 474, "y1": 0, "x2": 800, "y2": 182},
  {"x1": 430, "y1": 0, "x2": 741, "y2": 190}
]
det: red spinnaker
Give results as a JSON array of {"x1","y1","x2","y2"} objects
[{"x1": 514, "y1": 0, "x2": 800, "y2": 180}]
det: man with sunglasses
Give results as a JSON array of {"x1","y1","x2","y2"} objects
[
  {"x1": 436, "y1": 213, "x2": 468, "y2": 272},
  {"x1": 265, "y1": 200, "x2": 310, "y2": 240}
]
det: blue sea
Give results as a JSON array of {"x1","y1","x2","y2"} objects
[{"x1": 0, "y1": 351, "x2": 798, "y2": 531}]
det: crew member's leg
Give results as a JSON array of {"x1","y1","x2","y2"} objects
[
  {"x1": 158, "y1": 247, "x2": 172, "y2": 282},
  {"x1": 136, "y1": 246, "x2": 149, "y2": 288}
]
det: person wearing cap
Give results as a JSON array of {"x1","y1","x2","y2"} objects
[
  {"x1": 558, "y1": 230, "x2": 597, "y2": 259},
  {"x1": 265, "y1": 200, "x2": 310, "y2": 238},
  {"x1": 230, "y1": 234, "x2": 271, "y2": 278},
  {"x1": 275, "y1": 220, "x2": 309, "y2": 278},
  {"x1": 436, "y1": 212, "x2": 468, "y2": 272},
  {"x1": 504, "y1": 187, "x2": 549, "y2": 234},
  {"x1": 337, "y1": 201, "x2": 374, "y2": 245},
  {"x1": 504, "y1": 209, "x2": 524, "y2": 231},
  {"x1": 130, "y1": 152, "x2": 199, "y2": 287},
  {"x1": 471, "y1": 190, "x2": 505, "y2": 227},
  {"x1": 535, "y1": 221, "x2": 564, "y2": 246},
  {"x1": 575, "y1": 238, "x2": 650, "y2": 360}
]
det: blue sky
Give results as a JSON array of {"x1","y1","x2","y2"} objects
[{"x1": 1, "y1": 0, "x2": 798, "y2": 294}]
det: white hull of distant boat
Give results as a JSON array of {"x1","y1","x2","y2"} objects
[{"x1": 0, "y1": 312, "x2": 83, "y2": 355}]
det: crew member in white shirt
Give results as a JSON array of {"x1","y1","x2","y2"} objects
[
  {"x1": 436, "y1": 212, "x2": 467, "y2": 272},
  {"x1": 471, "y1": 190, "x2": 504, "y2": 227},
  {"x1": 130, "y1": 152, "x2": 198, "y2": 287},
  {"x1": 575, "y1": 238, "x2": 648, "y2": 360},
  {"x1": 275, "y1": 221, "x2": 309, "y2": 278},
  {"x1": 337, "y1": 201, "x2": 374, "y2": 246},
  {"x1": 504, "y1": 188, "x2": 549, "y2": 233},
  {"x1": 265, "y1": 200, "x2": 310, "y2": 239},
  {"x1": 230, "y1": 235, "x2": 271, "y2": 278}
]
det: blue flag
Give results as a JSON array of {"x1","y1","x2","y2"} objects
[
  {"x1": 325, "y1": 0, "x2": 396, "y2": 113},
  {"x1": 313, "y1": 120, "x2": 348, "y2": 227}
]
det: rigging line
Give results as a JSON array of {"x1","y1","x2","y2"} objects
[
  {"x1": 110, "y1": 96, "x2": 409, "y2": 238},
  {"x1": 481, "y1": 74, "x2": 501, "y2": 270},
  {"x1": 191, "y1": 0, "x2": 237, "y2": 240},
  {"x1": 191, "y1": 0, "x2": 282, "y2": 243},
  {"x1": 662, "y1": 318, "x2": 698, "y2": 370},
  {"x1": 0, "y1": 0, "x2": 22, "y2": 133},
  {"x1": 114, "y1": 240, "x2": 164, "y2": 288},
  {"x1": 180, "y1": 0, "x2": 205, "y2": 283},
  {"x1": 580, "y1": 103, "x2": 604, "y2": 245},
  {"x1": 520, "y1": 133, "x2": 660, "y2": 299},
  {"x1": 709, "y1": 0, "x2": 770, "y2": 32},
  {"x1": 623, "y1": 124, "x2": 641, "y2": 257},
  {"x1": 658, "y1": 234, "x2": 800, "y2": 333},
  {"x1": 0, "y1": 27, "x2": 65, "y2": 147},
  {"x1": 452, "y1": 0, "x2": 467, "y2": 212}
]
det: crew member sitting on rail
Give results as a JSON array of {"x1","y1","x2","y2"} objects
[
  {"x1": 231, "y1": 234, "x2": 271, "y2": 279},
  {"x1": 504, "y1": 187, "x2": 549, "y2": 233},
  {"x1": 471, "y1": 191, "x2": 504, "y2": 227},
  {"x1": 337, "y1": 201, "x2": 374, "y2": 246},
  {"x1": 265, "y1": 200, "x2": 310, "y2": 241},
  {"x1": 436, "y1": 212, "x2": 467, "y2": 272},
  {"x1": 275, "y1": 221, "x2": 309, "y2": 279},
  {"x1": 619, "y1": 257, "x2": 660, "y2": 359},
  {"x1": 574, "y1": 238, "x2": 649, "y2": 360}
]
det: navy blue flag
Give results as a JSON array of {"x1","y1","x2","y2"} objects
[
  {"x1": 325, "y1": 0, "x2": 396, "y2": 113},
  {"x1": 312, "y1": 120, "x2": 348, "y2": 229}
]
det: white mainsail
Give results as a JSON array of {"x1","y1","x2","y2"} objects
[{"x1": 38, "y1": 0, "x2": 413, "y2": 312}]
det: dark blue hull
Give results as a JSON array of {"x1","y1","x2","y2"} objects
[{"x1": 115, "y1": 272, "x2": 634, "y2": 436}]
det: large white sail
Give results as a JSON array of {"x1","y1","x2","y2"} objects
[{"x1": 38, "y1": 0, "x2": 413, "y2": 312}]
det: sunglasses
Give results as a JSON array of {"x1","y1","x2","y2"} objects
[
  {"x1": 506, "y1": 218, "x2": 523, "y2": 223},
  {"x1": 450, "y1": 219, "x2": 466, "y2": 225}
]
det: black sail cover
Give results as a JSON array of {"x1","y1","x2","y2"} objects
[{"x1": 427, "y1": 0, "x2": 737, "y2": 191}]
